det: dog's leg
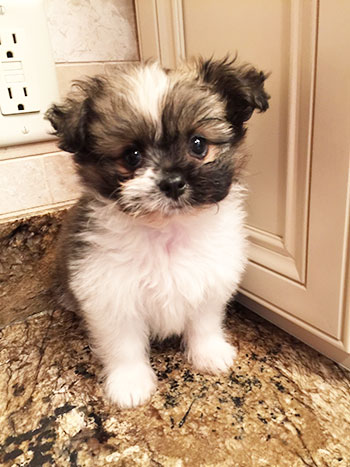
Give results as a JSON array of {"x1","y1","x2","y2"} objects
[
  {"x1": 184, "y1": 296, "x2": 237, "y2": 374},
  {"x1": 86, "y1": 313, "x2": 157, "y2": 408}
]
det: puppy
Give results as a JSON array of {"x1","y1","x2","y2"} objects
[{"x1": 46, "y1": 57, "x2": 269, "y2": 408}]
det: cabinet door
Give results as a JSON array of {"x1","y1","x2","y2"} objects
[{"x1": 135, "y1": 0, "x2": 350, "y2": 367}]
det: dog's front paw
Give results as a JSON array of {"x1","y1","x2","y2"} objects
[
  {"x1": 105, "y1": 363, "x2": 157, "y2": 408},
  {"x1": 186, "y1": 336, "x2": 237, "y2": 374}
]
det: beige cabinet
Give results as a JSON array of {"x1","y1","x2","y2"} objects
[{"x1": 135, "y1": 0, "x2": 350, "y2": 369}]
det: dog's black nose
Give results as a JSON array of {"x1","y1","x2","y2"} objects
[{"x1": 159, "y1": 173, "x2": 186, "y2": 200}]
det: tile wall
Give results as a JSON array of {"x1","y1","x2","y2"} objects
[{"x1": 0, "y1": 0, "x2": 139, "y2": 222}]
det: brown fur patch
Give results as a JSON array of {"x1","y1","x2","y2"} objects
[{"x1": 202, "y1": 145, "x2": 221, "y2": 164}]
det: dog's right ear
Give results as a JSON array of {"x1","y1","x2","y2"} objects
[
  {"x1": 197, "y1": 57, "x2": 270, "y2": 128},
  {"x1": 45, "y1": 76, "x2": 106, "y2": 154}
]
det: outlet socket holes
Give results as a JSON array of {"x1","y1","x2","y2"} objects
[
  {"x1": 6, "y1": 87, "x2": 27, "y2": 112},
  {"x1": 5, "y1": 36, "x2": 16, "y2": 58}
]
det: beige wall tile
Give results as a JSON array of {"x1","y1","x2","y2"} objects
[
  {"x1": 0, "y1": 157, "x2": 52, "y2": 214},
  {"x1": 43, "y1": 152, "x2": 81, "y2": 203},
  {"x1": 104, "y1": 61, "x2": 138, "y2": 74},
  {"x1": 56, "y1": 61, "x2": 140, "y2": 98},
  {"x1": 46, "y1": 0, "x2": 139, "y2": 63},
  {"x1": 55, "y1": 63, "x2": 107, "y2": 98},
  {"x1": 0, "y1": 141, "x2": 59, "y2": 162},
  {"x1": 0, "y1": 153, "x2": 80, "y2": 217}
]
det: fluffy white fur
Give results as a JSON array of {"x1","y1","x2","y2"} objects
[
  {"x1": 69, "y1": 186, "x2": 247, "y2": 408},
  {"x1": 127, "y1": 63, "x2": 169, "y2": 124}
]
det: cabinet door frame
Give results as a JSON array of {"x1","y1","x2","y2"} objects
[{"x1": 134, "y1": 0, "x2": 350, "y2": 368}]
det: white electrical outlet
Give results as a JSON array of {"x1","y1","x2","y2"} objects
[
  {"x1": 0, "y1": 0, "x2": 60, "y2": 146},
  {"x1": 0, "y1": 28, "x2": 40, "y2": 115}
]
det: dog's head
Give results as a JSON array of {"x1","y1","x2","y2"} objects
[{"x1": 46, "y1": 57, "x2": 269, "y2": 217}]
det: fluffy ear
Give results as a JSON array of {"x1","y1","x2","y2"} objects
[
  {"x1": 198, "y1": 57, "x2": 270, "y2": 128},
  {"x1": 45, "y1": 76, "x2": 106, "y2": 154}
]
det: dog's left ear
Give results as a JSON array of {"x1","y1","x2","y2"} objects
[
  {"x1": 198, "y1": 57, "x2": 270, "y2": 128},
  {"x1": 45, "y1": 76, "x2": 106, "y2": 154}
]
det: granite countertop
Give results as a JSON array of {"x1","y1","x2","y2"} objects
[
  {"x1": 1, "y1": 302, "x2": 350, "y2": 466},
  {"x1": 0, "y1": 212, "x2": 65, "y2": 328}
]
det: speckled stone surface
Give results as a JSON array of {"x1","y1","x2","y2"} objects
[
  {"x1": 1, "y1": 303, "x2": 350, "y2": 466},
  {"x1": 0, "y1": 211, "x2": 65, "y2": 328}
]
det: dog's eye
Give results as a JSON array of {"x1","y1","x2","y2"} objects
[
  {"x1": 189, "y1": 135, "x2": 208, "y2": 159},
  {"x1": 124, "y1": 149, "x2": 142, "y2": 169}
]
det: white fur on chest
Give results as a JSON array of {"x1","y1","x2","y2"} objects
[{"x1": 69, "y1": 189, "x2": 247, "y2": 338}]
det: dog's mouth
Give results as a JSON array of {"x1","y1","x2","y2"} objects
[{"x1": 116, "y1": 190, "x2": 193, "y2": 219}]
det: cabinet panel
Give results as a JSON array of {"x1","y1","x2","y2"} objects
[{"x1": 240, "y1": 0, "x2": 350, "y2": 344}]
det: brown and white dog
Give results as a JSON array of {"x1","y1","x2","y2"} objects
[{"x1": 46, "y1": 57, "x2": 269, "y2": 408}]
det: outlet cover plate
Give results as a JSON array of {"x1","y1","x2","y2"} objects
[{"x1": 0, "y1": 0, "x2": 60, "y2": 147}]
